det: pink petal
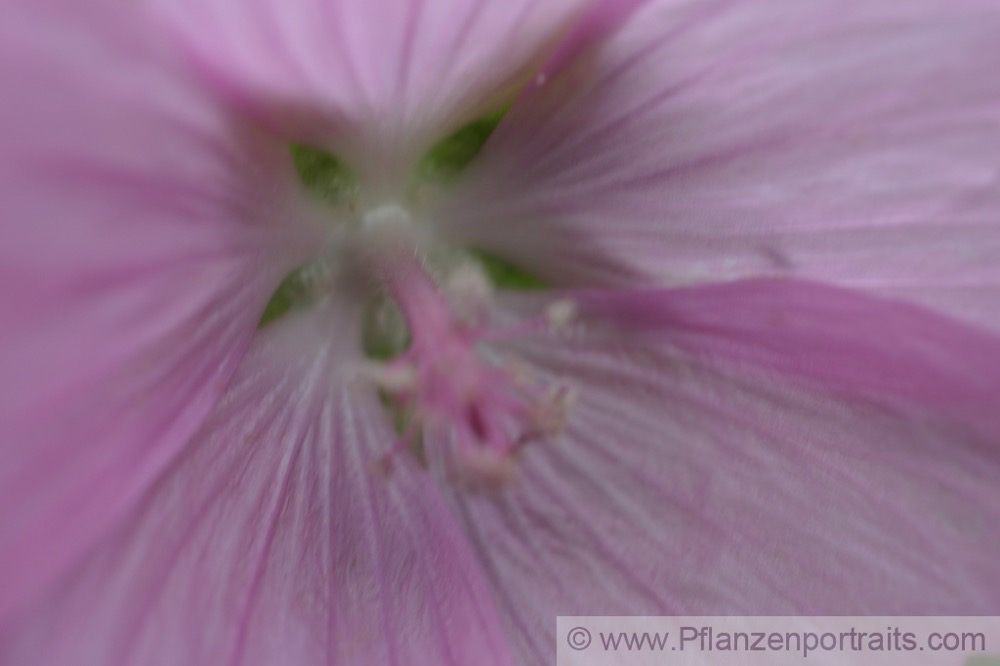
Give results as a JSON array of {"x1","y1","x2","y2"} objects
[
  {"x1": 441, "y1": 0, "x2": 1000, "y2": 331},
  {"x1": 441, "y1": 281, "x2": 1000, "y2": 665},
  {"x1": 0, "y1": 1, "x2": 320, "y2": 624},
  {"x1": 0, "y1": 301, "x2": 513, "y2": 666},
  {"x1": 149, "y1": 0, "x2": 620, "y2": 188},
  {"x1": 531, "y1": 0, "x2": 650, "y2": 85}
]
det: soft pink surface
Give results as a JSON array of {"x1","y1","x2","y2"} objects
[
  {"x1": 149, "y1": 0, "x2": 622, "y2": 191},
  {"x1": 440, "y1": 0, "x2": 1000, "y2": 331},
  {"x1": 578, "y1": 279, "x2": 1000, "y2": 422},
  {"x1": 0, "y1": 1, "x2": 320, "y2": 625},
  {"x1": 442, "y1": 281, "x2": 1000, "y2": 665},
  {"x1": 1, "y1": 300, "x2": 513, "y2": 666},
  {"x1": 4, "y1": 1, "x2": 1000, "y2": 664}
]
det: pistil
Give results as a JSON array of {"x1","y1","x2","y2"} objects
[{"x1": 358, "y1": 210, "x2": 575, "y2": 490}]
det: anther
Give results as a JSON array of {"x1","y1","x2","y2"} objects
[
  {"x1": 545, "y1": 299, "x2": 577, "y2": 330},
  {"x1": 443, "y1": 263, "x2": 493, "y2": 323}
]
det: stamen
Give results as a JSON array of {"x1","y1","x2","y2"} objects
[
  {"x1": 545, "y1": 299, "x2": 577, "y2": 330},
  {"x1": 362, "y1": 203, "x2": 410, "y2": 231},
  {"x1": 526, "y1": 382, "x2": 577, "y2": 439},
  {"x1": 351, "y1": 361, "x2": 417, "y2": 393},
  {"x1": 478, "y1": 296, "x2": 578, "y2": 343},
  {"x1": 443, "y1": 263, "x2": 493, "y2": 324}
]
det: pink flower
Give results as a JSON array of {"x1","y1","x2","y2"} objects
[{"x1": 2, "y1": 0, "x2": 999, "y2": 664}]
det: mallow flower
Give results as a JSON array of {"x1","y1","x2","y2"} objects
[{"x1": 2, "y1": 0, "x2": 1000, "y2": 664}]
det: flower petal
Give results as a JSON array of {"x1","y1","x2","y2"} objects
[
  {"x1": 442, "y1": 0, "x2": 1000, "y2": 331},
  {"x1": 149, "y1": 0, "x2": 623, "y2": 187},
  {"x1": 0, "y1": 0, "x2": 320, "y2": 623},
  {"x1": 441, "y1": 281, "x2": 1000, "y2": 665},
  {"x1": 0, "y1": 300, "x2": 513, "y2": 666}
]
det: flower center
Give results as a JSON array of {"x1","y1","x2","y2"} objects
[
  {"x1": 276, "y1": 129, "x2": 573, "y2": 490},
  {"x1": 355, "y1": 209, "x2": 576, "y2": 491}
]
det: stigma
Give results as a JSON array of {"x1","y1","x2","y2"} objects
[{"x1": 358, "y1": 228, "x2": 576, "y2": 491}]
